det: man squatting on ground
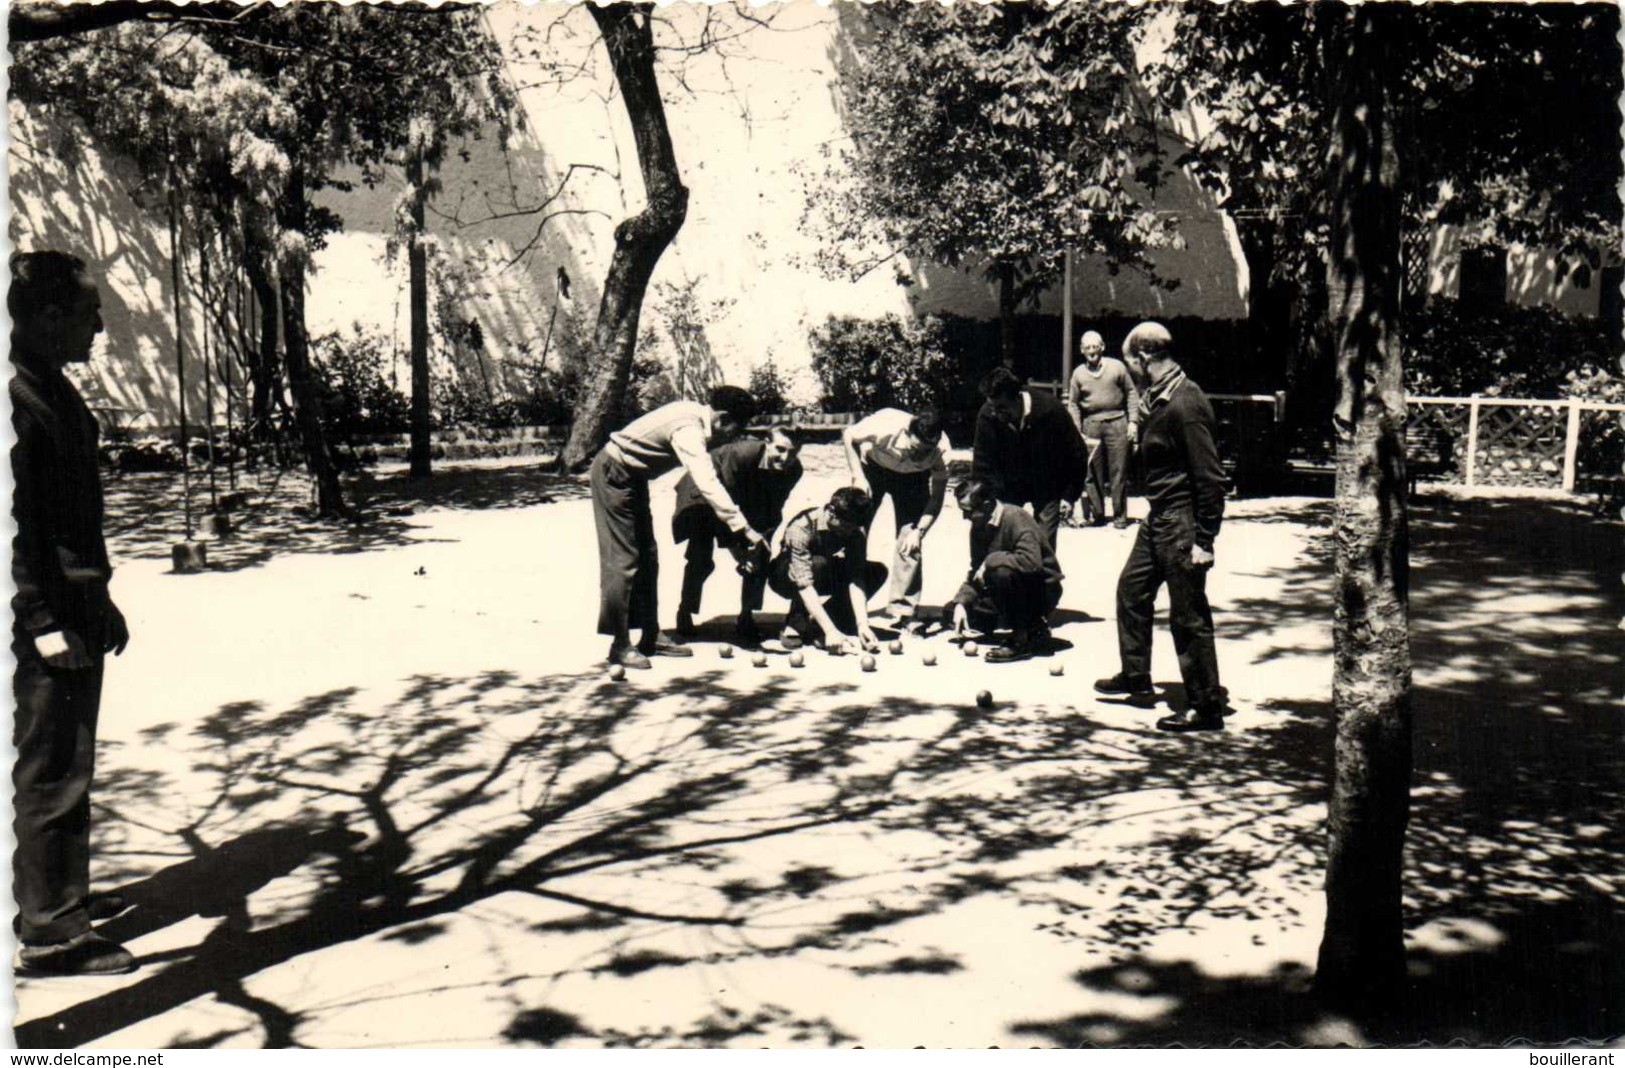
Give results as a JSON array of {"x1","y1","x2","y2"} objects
[
  {"x1": 841, "y1": 405, "x2": 951, "y2": 623},
  {"x1": 950, "y1": 479, "x2": 1064, "y2": 663},
  {"x1": 971, "y1": 366, "x2": 1091, "y2": 550},
  {"x1": 1094, "y1": 321, "x2": 1231, "y2": 733},
  {"x1": 768, "y1": 486, "x2": 887, "y2": 656},
  {"x1": 10, "y1": 251, "x2": 136, "y2": 977},
  {"x1": 672, "y1": 426, "x2": 804, "y2": 646},
  {"x1": 592, "y1": 386, "x2": 764, "y2": 671},
  {"x1": 1067, "y1": 329, "x2": 1140, "y2": 529}
]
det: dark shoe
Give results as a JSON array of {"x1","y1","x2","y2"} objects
[
  {"x1": 984, "y1": 642, "x2": 1034, "y2": 664},
  {"x1": 1156, "y1": 708, "x2": 1225, "y2": 733},
  {"x1": 734, "y1": 615, "x2": 762, "y2": 647},
  {"x1": 608, "y1": 644, "x2": 653, "y2": 670},
  {"x1": 1094, "y1": 672, "x2": 1153, "y2": 696},
  {"x1": 674, "y1": 609, "x2": 698, "y2": 640},
  {"x1": 17, "y1": 931, "x2": 137, "y2": 977},
  {"x1": 640, "y1": 633, "x2": 693, "y2": 658},
  {"x1": 1112, "y1": 517, "x2": 1132, "y2": 530}
]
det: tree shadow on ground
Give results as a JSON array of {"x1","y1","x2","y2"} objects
[
  {"x1": 102, "y1": 460, "x2": 588, "y2": 572},
  {"x1": 23, "y1": 496, "x2": 1620, "y2": 1048}
]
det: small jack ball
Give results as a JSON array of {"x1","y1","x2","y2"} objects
[
  {"x1": 719, "y1": 645, "x2": 734, "y2": 659},
  {"x1": 1049, "y1": 662, "x2": 1065, "y2": 677},
  {"x1": 922, "y1": 652, "x2": 937, "y2": 666},
  {"x1": 789, "y1": 651, "x2": 805, "y2": 668},
  {"x1": 860, "y1": 654, "x2": 877, "y2": 672},
  {"x1": 608, "y1": 664, "x2": 626, "y2": 681},
  {"x1": 888, "y1": 640, "x2": 904, "y2": 655},
  {"x1": 964, "y1": 641, "x2": 979, "y2": 657},
  {"x1": 976, "y1": 689, "x2": 994, "y2": 709},
  {"x1": 751, "y1": 653, "x2": 768, "y2": 668}
]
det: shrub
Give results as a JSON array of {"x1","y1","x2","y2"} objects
[
  {"x1": 310, "y1": 328, "x2": 411, "y2": 438},
  {"x1": 748, "y1": 359, "x2": 791, "y2": 417},
  {"x1": 1406, "y1": 298, "x2": 1619, "y2": 397}
]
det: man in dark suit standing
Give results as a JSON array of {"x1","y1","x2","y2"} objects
[
  {"x1": 1094, "y1": 321, "x2": 1230, "y2": 732},
  {"x1": 971, "y1": 366, "x2": 1090, "y2": 550},
  {"x1": 10, "y1": 251, "x2": 135, "y2": 976},
  {"x1": 672, "y1": 427, "x2": 804, "y2": 645}
]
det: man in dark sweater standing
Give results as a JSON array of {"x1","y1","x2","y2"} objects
[
  {"x1": 672, "y1": 427, "x2": 804, "y2": 645},
  {"x1": 971, "y1": 367, "x2": 1090, "y2": 550},
  {"x1": 1095, "y1": 322, "x2": 1230, "y2": 732},
  {"x1": 10, "y1": 251, "x2": 135, "y2": 976}
]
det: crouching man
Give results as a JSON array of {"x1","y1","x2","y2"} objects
[
  {"x1": 950, "y1": 480, "x2": 1063, "y2": 664},
  {"x1": 767, "y1": 487, "x2": 886, "y2": 655}
]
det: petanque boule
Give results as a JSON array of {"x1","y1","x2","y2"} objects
[
  {"x1": 860, "y1": 654, "x2": 877, "y2": 672},
  {"x1": 789, "y1": 651, "x2": 805, "y2": 668},
  {"x1": 1049, "y1": 662, "x2": 1065, "y2": 676},
  {"x1": 888, "y1": 639, "x2": 903, "y2": 655},
  {"x1": 964, "y1": 641, "x2": 979, "y2": 657},
  {"x1": 922, "y1": 651, "x2": 937, "y2": 666},
  {"x1": 719, "y1": 645, "x2": 734, "y2": 659},
  {"x1": 751, "y1": 652, "x2": 768, "y2": 668},
  {"x1": 608, "y1": 664, "x2": 626, "y2": 681},
  {"x1": 976, "y1": 689, "x2": 994, "y2": 709}
]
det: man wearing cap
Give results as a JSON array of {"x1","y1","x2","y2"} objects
[
  {"x1": 1094, "y1": 322, "x2": 1230, "y2": 732},
  {"x1": 591, "y1": 386, "x2": 766, "y2": 670},
  {"x1": 1067, "y1": 329, "x2": 1140, "y2": 529}
]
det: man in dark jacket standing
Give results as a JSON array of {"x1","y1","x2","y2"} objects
[
  {"x1": 672, "y1": 427, "x2": 804, "y2": 645},
  {"x1": 971, "y1": 367, "x2": 1090, "y2": 550},
  {"x1": 1094, "y1": 322, "x2": 1230, "y2": 732},
  {"x1": 10, "y1": 251, "x2": 135, "y2": 976}
]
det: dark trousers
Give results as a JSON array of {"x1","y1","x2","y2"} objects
[
  {"x1": 769, "y1": 553, "x2": 888, "y2": 633},
  {"x1": 862, "y1": 462, "x2": 933, "y2": 607},
  {"x1": 13, "y1": 639, "x2": 104, "y2": 946},
  {"x1": 1083, "y1": 415, "x2": 1130, "y2": 520},
  {"x1": 1115, "y1": 505, "x2": 1221, "y2": 707},
  {"x1": 962, "y1": 564, "x2": 1060, "y2": 634},
  {"x1": 591, "y1": 450, "x2": 658, "y2": 642},
  {"x1": 675, "y1": 509, "x2": 768, "y2": 618}
]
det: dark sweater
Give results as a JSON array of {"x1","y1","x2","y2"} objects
[
  {"x1": 672, "y1": 437, "x2": 802, "y2": 539},
  {"x1": 1138, "y1": 372, "x2": 1227, "y2": 549},
  {"x1": 955, "y1": 503, "x2": 1064, "y2": 605},
  {"x1": 971, "y1": 390, "x2": 1089, "y2": 505},
  {"x1": 10, "y1": 360, "x2": 114, "y2": 638}
]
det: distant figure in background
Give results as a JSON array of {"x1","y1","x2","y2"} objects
[
  {"x1": 768, "y1": 486, "x2": 886, "y2": 655},
  {"x1": 950, "y1": 480, "x2": 1063, "y2": 663},
  {"x1": 672, "y1": 426, "x2": 804, "y2": 646},
  {"x1": 10, "y1": 251, "x2": 135, "y2": 976},
  {"x1": 971, "y1": 366, "x2": 1090, "y2": 549},
  {"x1": 1067, "y1": 329, "x2": 1140, "y2": 529},
  {"x1": 591, "y1": 387, "x2": 764, "y2": 670},
  {"x1": 1095, "y1": 322, "x2": 1230, "y2": 732},
  {"x1": 841, "y1": 405, "x2": 950, "y2": 622}
]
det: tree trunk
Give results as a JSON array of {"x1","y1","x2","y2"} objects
[
  {"x1": 557, "y1": 3, "x2": 689, "y2": 473},
  {"x1": 277, "y1": 172, "x2": 349, "y2": 518},
  {"x1": 1314, "y1": 4, "x2": 1413, "y2": 1015},
  {"x1": 997, "y1": 261, "x2": 1017, "y2": 369},
  {"x1": 244, "y1": 251, "x2": 281, "y2": 441},
  {"x1": 408, "y1": 148, "x2": 433, "y2": 478}
]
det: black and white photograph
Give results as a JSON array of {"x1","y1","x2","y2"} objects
[{"x1": 5, "y1": 0, "x2": 1622, "y2": 1050}]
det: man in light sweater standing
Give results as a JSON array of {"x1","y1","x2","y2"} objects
[
  {"x1": 1066, "y1": 330, "x2": 1140, "y2": 529},
  {"x1": 591, "y1": 386, "x2": 764, "y2": 670}
]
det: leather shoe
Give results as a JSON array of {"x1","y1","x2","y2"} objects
[
  {"x1": 608, "y1": 644, "x2": 652, "y2": 670},
  {"x1": 640, "y1": 633, "x2": 693, "y2": 658},
  {"x1": 984, "y1": 643, "x2": 1034, "y2": 664},
  {"x1": 17, "y1": 931, "x2": 137, "y2": 977},
  {"x1": 1094, "y1": 672, "x2": 1153, "y2": 696},
  {"x1": 1156, "y1": 708, "x2": 1225, "y2": 733}
]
